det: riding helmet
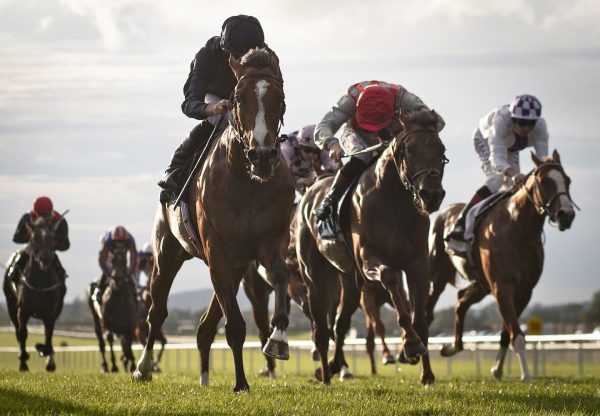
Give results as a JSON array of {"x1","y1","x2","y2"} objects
[
  {"x1": 355, "y1": 85, "x2": 396, "y2": 131},
  {"x1": 33, "y1": 196, "x2": 53, "y2": 214},
  {"x1": 220, "y1": 15, "x2": 265, "y2": 57},
  {"x1": 509, "y1": 95, "x2": 542, "y2": 120}
]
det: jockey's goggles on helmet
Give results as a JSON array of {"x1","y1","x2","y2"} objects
[{"x1": 512, "y1": 118, "x2": 537, "y2": 127}]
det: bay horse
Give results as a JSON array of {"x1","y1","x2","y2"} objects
[
  {"x1": 427, "y1": 150, "x2": 576, "y2": 381},
  {"x1": 296, "y1": 111, "x2": 447, "y2": 385},
  {"x1": 88, "y1": 250, "x2": 138, "y2": 373},
  {"x1": 2, "y1": 216, "x2": 65, "y2": 372},
  {"x1": 133, "y1": 48, "x2": 294, "y2": 393}
]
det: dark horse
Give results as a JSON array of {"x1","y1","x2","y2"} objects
[
  {"x1": 296, "y1": 112, "x2": 447, "y2": 385},
  {"x1": 88, "y1": 250, "x2": 138, "y2": 373},
  {"x1": 3, "y1": 216, "x2": 65, "y2": 372},
  {"x1": 427, "y1": 150, "x2": 576, "y2": 381},
  {"x1": 133, "y1": 48, "x2": 294, "y2": 393}
]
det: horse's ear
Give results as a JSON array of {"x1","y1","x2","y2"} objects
[
  {"x1": 268, "y1": 52, "x2": 279, "y2": 74},
  {"x1": 229, "y1": 55, "x2": 243, "y2": 79},
  {"x1": 531, "y1": 151, "x2": 543, "y2": 166},
  {"x1": 552, "y1": 149, "x2": 561, "y2": 164}
]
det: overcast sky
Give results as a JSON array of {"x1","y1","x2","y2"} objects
[{"x1": 0, "y1": 0, "x2": 599, "y2": 311}]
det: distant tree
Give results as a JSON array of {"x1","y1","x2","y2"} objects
[{"x1": 582, "y1": 290, "x2": 600, "y2": 326}]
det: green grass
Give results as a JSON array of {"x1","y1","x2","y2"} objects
[{"x1": 2, "y1": 333, "x2": 599, "y2": 414}]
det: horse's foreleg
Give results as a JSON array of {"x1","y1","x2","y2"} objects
[
  {"x1": 196, "y1": 292, "x2": 223, "y2": 386},
  {"x1": 242, "y1": 269, "x2": 276, "y2": 379},
  {"x1": 107, "y1": 332, "x2": 118, "y2": 372},
  {"x1": 16, "y1": 309, "x2": 30, "y2": 372},
  {"x1": 494, "y1": 281, "x2": 530, "y2": 381},
  {"x1": 153, "y1": 331, "x2": 167, "y2": 372},
  {"x1": 365, "y1": 318, "x2": 377, "y2": 375},
  {"x1": 362, "y1": 290, "x2": 394, "y2": 367},
  {"x1": 362, "y1": 251, "x2": 424, "y2": 361},
  {"x1": 262, "y1": 254, "x2": 291, "y2": 361},
  {"x1": 90, "y1": 302, "x2": 108, "y2": 372},
  {"x1": 306, "y1": 279, "x2": 332, "y2": 385},
  {"x1": 330, "y1": 275, "x2": 359, "y2": 381},
  {"x1": 491, "y1": 328, "x2": 510, "y2": 380},
  {"x1": 42, "y1": 319, "x2": 56, "y2": 372}
]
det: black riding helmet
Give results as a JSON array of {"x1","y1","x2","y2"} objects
[{"x1": 220, "y1": 15, "x2": 265, "y2": 57}]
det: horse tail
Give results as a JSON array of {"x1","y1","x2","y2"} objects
[{"x1": 428, "y1": 207, "x2": 457, "y2": 287}]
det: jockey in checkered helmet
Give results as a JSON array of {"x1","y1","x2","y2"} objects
[{"x1": 446, "y1": 94, "x2": 549, "y2": 242}]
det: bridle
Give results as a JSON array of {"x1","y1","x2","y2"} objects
[
  {"x1": 228, "y1": 71, "x2": 286, "y2": 156},
  {"x1": 392, "y1": 128, "x2": 449, "y2": 209},
  {"x1": 523, "y1": 162, "x2": 580, "y2": 223},
  {"x1": 22, "y1": 221, "x2": 61, "y2": 292}
]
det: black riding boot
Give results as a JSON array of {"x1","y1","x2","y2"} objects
[
  {"x1": 445, "y1": 186, "x2": 492, "y2": 241},
  {"x1": 314, "y1": 157, "x2": 367, "y2": 220},
  {"x1": 158, "y1": 120, "x2": 215, "y2": 204}
]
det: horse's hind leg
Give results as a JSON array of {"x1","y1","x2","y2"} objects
[
  {"x1": 196, "y1": 292, "x2": 223, "y2": 386},
  {"x1": 491, "y1": 328, "x2": 510, "y2": 380},
  {"x1": 133, "y1": 229, "x2": 187, "y2": 382},
  {"x1": 154, "y1": 331, "x2": 167, "y2": 372},
  {"x1": 440, "y1": 283, "x2": 487, "y2": 357},
  {"x1": 242, "y1": 268, "x2": 276, "y2": 378},
  {"x1": 107, "y1": 332, "x2": 118, "y2": 372},
  {"x1": 123, "y1": 335, "x2": 136, "y2": 373},
  {"x1": 330, "y1": 274, "x2": 360, "y2": 381},
  {"x1": 16, "y1": 310, "x2": 30, "y2": 372},
  {"x1": 90, "y1": 301, "x2": 108, "y2": 372}
]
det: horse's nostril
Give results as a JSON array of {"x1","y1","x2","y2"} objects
[
  {"x1": 247, "y1": 149, "x2": 258, "y2": 162},
  {"x1": 418, "y1": 189, "x2": 430, "y2": 201}
]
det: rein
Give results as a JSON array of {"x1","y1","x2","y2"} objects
[
  {"x1": 22, "y1": 254, "x2": 61, "y2": 292},
  {"x1": 391, "y1": 128, "x2": 448, "y2": 208}
]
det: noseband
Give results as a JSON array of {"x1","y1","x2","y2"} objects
[
  {"x1": 392, "y1": 128, "x2": 449, "y2": 208},
  {"x1": 524, "y1": 162, "x2": 580, "y2": 220},
  {"x1": 228, "y1": 72, "x2": 286, "y2": 155}
]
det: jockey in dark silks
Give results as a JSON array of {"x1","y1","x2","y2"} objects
[
  {"x1": 133, "y1": 243, "x2": 153, "y2": 292},
  {"x1": 157, "y1": 14, "x2": 283, "y2": 204},
  {"x1": 7, "y1": 196, "x2": 69, "y2": 288},
  {"x1": 93, "y1": 225, "x2": 138, "y2": 303}
]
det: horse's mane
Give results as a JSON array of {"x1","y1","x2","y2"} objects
[
  {"x1": 240, "y1": 48, "x2": 272, "y2": 69},
  {"x1": 403, "y1": 109, "x2": 439, "y2": 132}
]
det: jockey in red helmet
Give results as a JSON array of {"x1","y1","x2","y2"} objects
[
  {"x1": 157, "y1": 15, "x2": 283, "y2": 205},
  {"x1": 313, "y1": 81, "x2": 445, "y2": 223},
  {"x1": 7, "y1": 196, "x2": 69, "y2": 288}
]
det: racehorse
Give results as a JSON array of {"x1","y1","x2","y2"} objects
[
  {"x1": 3, "y1": 217, "x2": 65, "y2": 372},
  {"x1": 88, "y1": 250, "x2": 138, "y2": 373},
  {"x1": 361, "y1": 283, "x2": 397, "y2": 374},
  {"x1": 427, "y1": 150, "x2": 576, "y2": 381},
  {"x1": 132, "y1": 48, "x2": 295, "y2": 393},
  {"x1": 135, "y1": 288, "x2": 166, "y2": 372},
  {"x1": 296, "y1": 111, "x2": 447, "y2": 385}
]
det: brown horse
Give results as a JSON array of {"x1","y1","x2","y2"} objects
[
  {"x1": 133, "y1": 48, "x2": 294, "y2": 392},
  {"x1": 135, "y1": 289, "x2": 166, "y2": 372},
  {"x1": 3, "y1": 217, "x2": 65, "y2": 372},
  {"x1": 88, "y1": 250, "x2": 138, "y2": 373},
  {"x1": 427, "y1": 150, "x2": 576, "y2": 381},
  {"x1": 296, "y1": 112, "x2": 447, "y2": 385},
  {"x1": 361, "y1": 283, "x2": 397, "y2": 374}
]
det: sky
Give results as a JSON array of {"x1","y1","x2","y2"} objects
[{"x1": 0, "y1": 0, "x2": 599, "y2": 311}]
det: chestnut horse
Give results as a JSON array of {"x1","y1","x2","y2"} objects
[
  {"x1": 88, "y1": 250, "x2": 138, "y2": 373},
  {"x1": 133, "y1": 48, "x2": 294, "y2": 392},
  {"x1": 296, "y1": 112, "x2": 447, "y2": 385},
  {"x1": 427, "y1": 150, "x2": 576, "y2": 381},
  {"x1": 3, "y1": 217, "x2": 65, "y2": 372}
]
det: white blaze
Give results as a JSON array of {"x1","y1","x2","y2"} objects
[{"x1": 253, "y1": 79, "x2": 270, "y2": 146}]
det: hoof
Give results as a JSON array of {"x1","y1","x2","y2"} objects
[
  {"x1": 46, "y1": 361, "x2": 56, "y2": 372},
  {"x1": 440, "y1": 344, "x2": 462, "y2": 357},
  {"x1": 420, "y1": 372, "x2": 435, "y2": 387},
  {"x1": 403, "y1": 339, "x2": 427, "y2": 359},
  {"x1": 152, "y1": 364, "x2": 162, "y2": 373},
  {"x1": 521, "y1": 374, "x2": 531, "y2": 382},
  {"x1": 35, "y1": 343, "x2": 49, "y2": 357},
  {"x1": 19, "y1": 363, "x2": 29, "y2": 372},
  {"x1": 491, "y1": 367, "x2": 502, "y2": 380},
  {"x1": 315, "y1": 367, "x2": 322, "y2": 382},
  {"x1": 397, "y1": 348, "x2": 421, "y2": 365},
  {"x1": 339, "y1": 366, "x2": 353, "y2": 381},
  {"x1": 101, "y1": 363, "x2": 108, "y2": 373},
  {"x1": 233, "y1": 380, "x2": 250, "y2": 394},
  {"x1": 200, "y1": 371, "x2": 209, "y2": 386},
  {"x1": 382, "y1": 355, "x2": 396, "y2": 365},
  {"x1": 132, "y1": 369, "x2": 152, "y2": 382},
  {"x1": 311, "y1": 348, "x2": 319, "y2": 362},
  {"x1": 258, "y1": 367, "x2": 275, "y2": 379},
  {"x1": 111, "y1": 365, "x2": 119, "y2": 373},
  {"x1": 263, "y1": 338, "x2": 289, "y2": 360}
]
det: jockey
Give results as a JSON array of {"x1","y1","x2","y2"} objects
[
  {"x1": 133, "y1": 243, "x2": 154, "y2": 291},
  {"x1": 446, "y1": 94, "x2": 549, "y2": 241},
  {"x1": 93, "y1": 225, "x2": 138, "y2": 303},
  {"x1": 314, "y1": 81, "x2": 445, "y2": 219},
  {"x1": 7, "y1": 196, "x2": 69, "y2": 286},
  {"x1": 281, "y1": 124, "x2": 341, "y2": 194},
  {"x1": 158, "y1": 15, "x2": 283, "y2": 204}
]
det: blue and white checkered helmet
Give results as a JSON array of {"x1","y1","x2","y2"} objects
[{"x1": 509, "y1": 94, "x2": 542, "y2": 120}]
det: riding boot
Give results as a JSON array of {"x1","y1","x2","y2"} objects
[
  {"x1": 53, "y1": 255, "x2": 67, "y2": 283},
  {"x1": 445, "y1": 186, "x2": 492, "y2": 241},
  {"x1": 93, "y1": 274, "x2": 109, "y2": 304},
  {"x1": 314, "y1": 157, "x2": 367, "y2": 220},
  {"x1": 158, "y1": 120, "x2": 215, "y2": 204}
]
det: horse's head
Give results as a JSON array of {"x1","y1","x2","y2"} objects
[
  {"x1": 529, "y1": 150, "x2": 577, "y2": 231},
  {"x1": 229, "y1": 48, "x2": 285, "y2": 180},
  {"x1": 111, "y1": 249, "x2": 129, "y2": 279},
  {"x1": 392, "y1": 110, "x2": 447, "y2": 214},
  {"x1": 27, "y1": 217, "x2": 55, "y2": 271}
]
